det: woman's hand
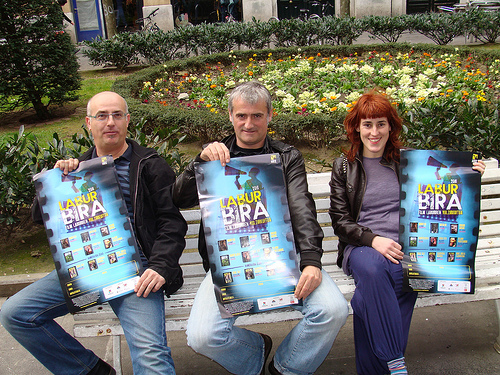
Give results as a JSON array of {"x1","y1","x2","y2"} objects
[
  {"x1": 371, "y1": 236, "x2": 404, "y2": 264},
  {"x1": 473, "y1": 160, "x2": 486, "y2": 176}
]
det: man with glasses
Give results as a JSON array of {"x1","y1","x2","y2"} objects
[{"x1": 1, "y1": 91, "x2": 187, "y2": 375}]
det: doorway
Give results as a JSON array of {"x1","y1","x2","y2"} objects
[{"x1": 72, "y1": 0, "x2": 105, "y2": 41}]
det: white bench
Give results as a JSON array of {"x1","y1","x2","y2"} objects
[{"x1": 73, "y1": 159, "x2": 500, "y2": 374}]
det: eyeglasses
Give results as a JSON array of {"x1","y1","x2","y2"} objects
[{"x1": 88, "y1": 112, "x2": 128, "y2": 121}]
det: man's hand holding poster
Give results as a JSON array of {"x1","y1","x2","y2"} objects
[
  {"x1": 33, "y1": 156, "x2": 144, "y2": 313},
  {"x1": 399, "y1": 150, "x2": 481, "y2": 293},
  {"x1": 194, "y1": 154, "x2": 301, "y2": 317}
]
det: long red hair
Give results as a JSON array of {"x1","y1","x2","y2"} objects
[{"x1": 344, "y1": 90, "x2": 403, "y2": 162}]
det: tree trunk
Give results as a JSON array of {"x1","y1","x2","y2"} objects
[
  {"x1": 102, "y1": 0, "x2": 117, "y2": 38},
  {"x1": 339, "y1": 0, "x2": 350, "y2": 17},
  {"x1": 31, "y1": 96, "x2": 50, "y2": 120}
]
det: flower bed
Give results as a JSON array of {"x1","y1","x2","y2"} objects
[
  {"x1": 140, "y1": 49, "x2": 499, "y2": 116},
  {"x1": 112, "y1": 45, "x2": 500, "y2": 157}
]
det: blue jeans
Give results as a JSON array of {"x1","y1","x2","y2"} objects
[
  {"x1": 0, "y1": 270, "x2": 175, "y2": 375},
  {"x1": 186, "y1": 270, "x2": 348, "y2": 375}
]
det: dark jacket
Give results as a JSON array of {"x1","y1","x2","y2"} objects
[
  {"x1": 329, "y1": 153, "x2": 399, "y2": 268},
  {"x1": 173, "y1": 134, "x2": 323, "y2": 272},
  {"x1": 34, "y1": 139, "x2": 187, "y2": 296}
]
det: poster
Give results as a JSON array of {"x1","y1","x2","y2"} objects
[
  {"x1": 33, "y1": 156, "x2": 144, "y2": 313},
  {"x1": 194, "y1": 154, "x2": 301, "y2": 316},
  {"x1": 399, "y1": 150, "x2": 481, "y2": 294}
]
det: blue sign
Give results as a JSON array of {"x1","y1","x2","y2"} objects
[
  {"x1": 194, "y1": 154, "x2": 301, "y2": 316},
  {"x1": 33, "y1": 156, "x2": 143, "y2": 312},
  {"x1": 399, "y1": 150, "x2": 481, "y2": 294}
]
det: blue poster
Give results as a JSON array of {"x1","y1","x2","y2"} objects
[
  {"x1": 194, "y1": 154, "x2": 301, "y2": 316},
  {"x1": 33, "y1": 156, "x2": 144, "y2": 312},
  {"x1": 399, "y1": 150, "x2": 481, "y2": 294}
]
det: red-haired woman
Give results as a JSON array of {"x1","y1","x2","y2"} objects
[{"x1": 328, "y1": 91, "x2": 484, "y2": 374}]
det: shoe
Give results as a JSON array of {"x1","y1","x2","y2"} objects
[
  {"x1": 268, "y1": 357, "x2": 282, "y2": 375},
  {"x1": 88, "y1": 358, "x2": 116, "y2": 375},
  {"x1": 259, "y1": 333, "x2": 273, "y2": 375}
]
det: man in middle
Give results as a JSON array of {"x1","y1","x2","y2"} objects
[{"x1": 173, "y1": 81, "x2": 348, "y2": 375}]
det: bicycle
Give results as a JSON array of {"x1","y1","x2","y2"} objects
[
  {"x1": 308, "y1": 1, "x2": 334, "y2": 19},
  {"x1": 271, "y1": 0, "x2": 334, "y2": 21},
  {"x1": 135, "y1": 8, "x2": 160, "y2": 33}
]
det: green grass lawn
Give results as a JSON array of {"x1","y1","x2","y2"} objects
[{"x1": 0, "y1": 70, "x2": 129, "y2": 145}]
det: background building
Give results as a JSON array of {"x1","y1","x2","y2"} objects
[{"x1": 61, "y1": 0, "x2": 459, "y2": 43}]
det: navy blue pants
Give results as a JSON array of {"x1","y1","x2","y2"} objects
[{"x1": 348, "y1": 246, "x2": 418, "y2": 375}]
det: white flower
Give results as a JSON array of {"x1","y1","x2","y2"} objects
[
  {"x1": 315, "y1": 66, "x2": 330, "y2": 74},
  {"x1": 298, "y1": 91, "x2": 315, "y2": 103},
  {"x1": 396, "y1": 66, "x2": 414, "y2": 76},
  {"x1": 385, "y1": 87, "x2": 397, "y2": 97},
  {"x1": 346, "y1": 91, "x2": 362, "y2": 102},
  {"x1": 337, "y1": 102, "x2": 349, "y2": 110},
  {"x1": 282, "y1": 94, "x2": 298, "y2": 111},
  {"x1": 399, "y1": 74, "x2": 412, "y2": 87},
  {"x1": 381, "y1": 65, "x2": 394, "y2": 75},
  {"x1": 423, "y1": 68, "x2": 436, "y2": 77},
  {"x1": 323, "y1": 91, "x2": 338, "y2": 99},
  {"x1": 338, "y1": 63, "x2": 359, "y2": 72},
  {"x1": 360, "y1": 64, "x2": 375, "y2": 75},
  {"x1": 415, "y1": 89, "x2": 431, "y2": 98},
  {"x1": 403, "y1": 97, "x2": 415, "y2": 106},
  {"x1": 417, "y1": 74, "x2": 429, "y2": 83}
]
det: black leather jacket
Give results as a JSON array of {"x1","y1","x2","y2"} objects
[
  {"x1": 329, "y1": 153, "x2": 399, "y2": 267},
  {"x1": 34, "y1": 139, "x2": 187, "y2": 296},
  {"x1": 173, "y1": 134, "x2": 323, "y2": 272}
]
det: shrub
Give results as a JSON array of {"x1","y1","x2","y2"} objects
[
  {"x1": 401, "y1": 97, "x2": 500, "y2": 159},
  {"x1": 0, "y1": 127, "x2": 39, "y2": 236},
  {"x1": 82, "y1": 32, "x2": 141, "y2": 71},
  {"x1": 463, "y1": 9, "x2": 500, "y2": 44},
  {"x1": 410, "y1": 12, "x2": 466, "y2": 45},
  {"x1": 362, "y1": 14, "x2": 413, "y2": 43},
  {"x1": 320, "y1": 16, "x2": 365, "y2": 45},
  {"x1": 241, "y1": 19, "x2": 275, "y2": 50},
  {"x1": 0, "y1": 0, "x2": 81, "y2": 119},
  {"x1": 194, "y1": 22, "x2": 240, "y2": 55},
  {"x1": 133, "y1": 30, "x2": 189, "y2": 65}
]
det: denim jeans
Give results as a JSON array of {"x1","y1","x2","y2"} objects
[
  {"x1": 186, "y1": 269, "x2": 348, "y2": 375},
  {"x1": 0, "y1": 270, "x2": 175, "y2": 375},
  {"x1": 348, "y1": 246, "x2": 418, "y2": 375}
]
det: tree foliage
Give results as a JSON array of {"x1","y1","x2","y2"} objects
[{"x1": 0, "y1": 0, "x2": 81, "y2": 119}]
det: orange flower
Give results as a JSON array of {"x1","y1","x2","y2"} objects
[{"x1": 248, "y1": 71, "x2": 254, "y2": 76}]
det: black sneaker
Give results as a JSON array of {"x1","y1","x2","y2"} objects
[
  {"x1": 88, "y1": 358, "x2": 116, "y2": 375},
  {"x1": 259, "y1": 333, "x2": 273, "y2": 375},
  {"x1": 268, "y1": 357, "x2": 282, "y2": 375}
]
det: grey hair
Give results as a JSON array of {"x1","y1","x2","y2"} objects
[
  {"x1": 87, "y1": 91, "x2": 129, "y2": 116},
  {"x1": 228, "y1": 81, "x2": 272, "y2": 114}
]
